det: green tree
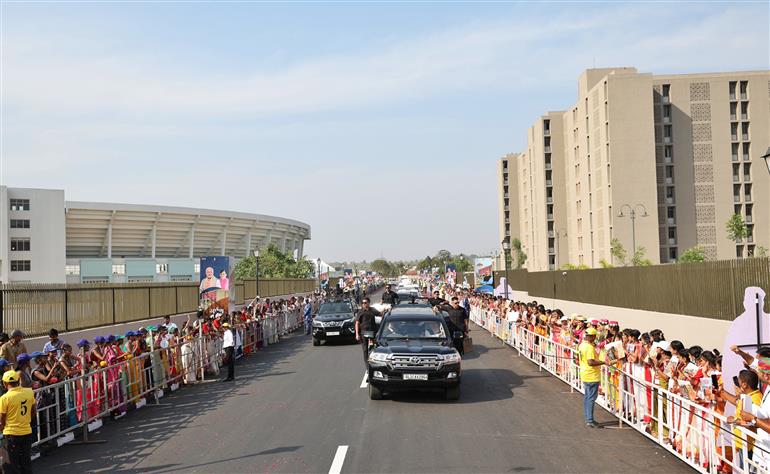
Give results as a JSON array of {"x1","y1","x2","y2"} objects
[
  {"x1": 726, "y1": 213, "x2": 748, "y2": 244},
  {"x1": 631, "y1": 247, "x2": 652, "y2": 266},
  {"x1": 511, "y1": 238, "x2": 527, "y2": 269},
  {"x1": 610, "y1": 238, "x2": 628, "y2": 266},
  {"x1": 416, "y1": 256, "x2": 433, "y2": 272},
  {"x1": 562, "y1": 263, "x2": 589, "y2": 270},
  {"x1": 678, "y1": 246, "x2": 707, "y2": 263},
  {"x1": 599, "y1": 259, "x2": 614, "y2": 268},
  {"x1": 232, "y1": 244, "x2": 313, "y2": 280},
  {"x1": 370, "y1": 259, "x2": 394, "y2": 277}
]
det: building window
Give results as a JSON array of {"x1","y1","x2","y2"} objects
[
  {"x1": 194, "y1": 263, "x2": 201, "y2": 274},
  {"x1": 65, "y1": 264, "x2": 80, "y2": 276},
  {"x1": 739, "y1": 80, "x2": 748, "y2": 99},
  {"x1": 10, "y1": 260, "x2": 31, "y2": 272},
  {"x1": 669, "y1": 248, "x2": 678, "y2": 260},
  {"x1": 9, "y1": 219, "x2": 30, "y2": 229},
  {"x1": 663, "y1": 104, "x2": 671, "y2": 121},
  {"x1": 156, "y1": 263, "x2": 168, "y2": 274},
  {"x1": 112, "y1": 264, "x2": 126, "y2": 275},
  {"x1": 10, "y1": 238, "x2": 30, "y2": 252},
  {"x1": 9, "y1": 199, "x2": 30, "y2": 211},
  {"x1": 729, "y1": 81, "x2": 737, "y2": 100}
]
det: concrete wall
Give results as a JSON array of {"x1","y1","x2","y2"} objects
[{"x1": 509, "y1": 290, "x2": 730, "y2": 350}]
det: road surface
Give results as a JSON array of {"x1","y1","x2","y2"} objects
[{"x1": 35, "y1": 302, "x2": 690, "y2": 473}]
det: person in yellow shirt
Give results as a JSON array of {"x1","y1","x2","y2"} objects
[
  {"x1": 579, "y1": 328, "x2": 605, "y2": 428},
  {"x1": 0, "y1": 370, "x2": 35, "y2": 474},
  {"x1": 720, "y1": 369, "x2": 762, "y2": 471}
]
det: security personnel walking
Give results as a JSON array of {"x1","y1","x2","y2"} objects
[
  {"x1": 221, "y1": 323, "x2": 235, "y2": 382},
  {"x1": 435, "y1": 296, "x2": 469, "y2": 355},
  {"x1": 0, "y1": 370, "x2": 35, "y2": 474},
  {"x1": 381, "y1": 285, "x2": 400, "y2": 306},
  {"x1": 355, "y1": 298, "x2": 382, "y2": 367}
]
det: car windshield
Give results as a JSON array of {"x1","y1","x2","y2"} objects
[
  {"x1": 380, "y1": 320, "x2": 446, "y2": 339},
  {"x1": 319, "y1": 302, "x2": 352, "y2": 314}
]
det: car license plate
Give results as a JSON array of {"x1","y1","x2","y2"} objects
[
  {"x1": 326, "y1": 331, "x2": 340, "y2": 336},
  {"x1": 403, "y1": 373, "x2": 428, "y2": 381}
]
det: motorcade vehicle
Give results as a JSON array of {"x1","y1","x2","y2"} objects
[
  {"x1": 312, "y1": 299, "x2": 357, "y2": 346},
  {"x1": 366, "y1": 306, "x2": 462, "y2": 401}
]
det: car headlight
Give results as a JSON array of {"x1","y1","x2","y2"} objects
[
  {"x1": 344, "y1": 317, "x2": 355, "y2": 324},
  {"x1": 441, "y1": 351, "x2": 461, "y2": 363},
  {"x1": 368, "y1": 352, "x2": 390, "y2": 362},
  {"x1": 312, "y1": 321, "x2": 324, "y2": 327}
]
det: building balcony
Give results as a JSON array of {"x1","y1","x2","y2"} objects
[
  {"x1": 544, "y1": 146, "x2": 552, "y2": 153},
  {"x1": 748, "y1": 235, "x2": 754, "y2": 243},
  {"x1": 734, "y1": 195, "x2": 741, "y2": 203},
  {"x1": 746, "y1": 215, "x2": 753, "y2": 223},
  {"x1": 544, "y1": 129, "x2": 551, "y2": 136},
  {"x1": 666, "y1": 197, "x2": 675, "y2": 204},
  {"x1": 669, "y1": 238, "x2": 676, "y2": 245},
  {"x1": 546, "y1": 197, "x2": 553, "y2": 203},
  {"x1": 732, "y1": 154, "x2": 739, "y2": 162},
  {"x1": 545, "y1": 163, "x2": 552, "y2": 170},
  {"x1": 731, "y1": 114, "x2": 737, "y2": 121},
  {"x1": 665, "y1": 156, "x2": 673, "y2": 164},
  {"x1": 547, "y1": 231, "x2": 555, "y2": 238},
  {"x1": 664, "y1": 137, "x2": 672, "y2": 144},
  {"x1": 504, "y1": 193, "x2": 509, "y2": 198},
  {"x1": 730, "y1": 93, "x2": 737, "y2": 101},
  {"x1": 741, "y1": 114, "x2": 749, "y2": 120},
  {"x1": 663, "y1": 116, "x2": 671, "y2": 123},
  {"x1": 744, "y1": 175, "x2": 751, "y2": 183},
  {"x1": 662, "y1": 96, "x2": 671, "y2": 104},
  {"x1": 745, "y1": 195, "x2": 752, "y2": 203},
  {"x1": 732, "y1": 134, "x2": 739, "y2": 141},
  {"x1": 547, "y1": 214, "x2": 554, "y2": 220},
  {"x1": 733, "y1": 175, "x2": 740, "y2": 183},
  {"x1": 548, "y1": 248, "x2": 555, "y2": 254},
  {"x1": 504, "y1": 206, "x2": 510, "y2": 211},
  {"x1": 744, "y1": 154, "x2": 751, "y2": 161},
  {"x1": 546, "y1": 180, "x2": 552, "y2": 186},
  {"x1": 743, "y1": 134, "x2": 750, "y2": 141},
  {"x1": 741, "y1": 93, "x2": 748, "y2": 100},
  {"x1": 665, "y1": 177, "x2": 673, "y2": 184},
  {"x1": 668, "y1": 217, "x2": 676, "y2": 225}
]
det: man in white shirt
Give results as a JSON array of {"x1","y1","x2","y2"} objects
[{"x1": 222, "y1": 323, "x2": 235, "y2": 382}]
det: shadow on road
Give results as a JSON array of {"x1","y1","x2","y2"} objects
[{"x1": 34, "y1": 331, "x2": 310, "y2": 474}]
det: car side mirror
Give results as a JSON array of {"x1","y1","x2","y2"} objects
[{"x1": 453, "y1": 331, "x2": 464, "y2": 340}]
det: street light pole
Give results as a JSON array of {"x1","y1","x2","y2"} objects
[
  {"x1": 501, "y1": 238, "x2": 511, "y2": 300},
  {"x1": 555, "y1": 229, "x2": 566, "y2": 270},
  {"x1": 762, "y1": 147, "x2": 770, "y2": 175},
  {"x1": 316, "y1": 258, "x2": 322, "y2": 292},
  {"x1": 618, "y1": 203, "x2": 649, "y2": 256},
  {"x1": 254, "y1": 249, "x2": 260, "y2": 297}
]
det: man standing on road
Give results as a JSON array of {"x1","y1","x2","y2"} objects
[
  {"x1": 355, "y1": 298, "x2": 382, "y2": 367},
  {"x1": 579, "y1": 327, "x2": 605, "y2": 428},
  {"x1": 221, "y1": 323, "x2": 235, "y2": 382},
  {"x1": 304, "y1": 299, "x2": 313, "y2": 335},
  {"x1": 435, "y1": 297, "x2": 469, "y2": 355},
  {"x1": 381, "y1": 285, "x2": 400, "y2": 306},
  {"x1": 0, "y1": 370, "x2": 35, "y2": 474}
]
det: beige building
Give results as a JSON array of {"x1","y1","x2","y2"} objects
[
  {"x1": 496, "y1": 153, "x2": 519, "y2": 269},
  {"x1": 499, "y1": 67, "x2": 770, "y2": 270}
]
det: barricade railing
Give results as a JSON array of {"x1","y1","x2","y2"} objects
[
  {"x1": 469, "y1": 305, "x2": 767, "y2": 474},
  {"x1": 27, "y1": 304, "x2": 306, "y2": 455}
]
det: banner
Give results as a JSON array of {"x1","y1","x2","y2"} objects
[
  {"x1": 474, "y1": 257, "x2": 494, "y2": 286},
  {"x1": 344, "y1": 269, "x2": 353, "y2": 281},
  {"x1": 445, "y1": 263, "x2": 457, "y2": 286},
  {"x1": 199, "y1": 256, "x2": 232, "y2": 315}
]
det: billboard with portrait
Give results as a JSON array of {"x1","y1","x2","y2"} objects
[
  {"x1": 445, "y1": 263, "x2": 457, "y2": 286},
  {"x1": 199, "y1": 256, "x2": 232, "y2": 315},
  {"x1": 474, "y1": 257, "x2": 494, "y2": 286}
]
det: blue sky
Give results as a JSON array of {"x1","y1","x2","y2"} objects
[{"x1": 2, "y1": 1, "x2": 768, "y2": 262}]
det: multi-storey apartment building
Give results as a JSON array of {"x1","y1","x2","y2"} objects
[{"x1": 499, "y1": 67, "x2": 769, "y2": 270}]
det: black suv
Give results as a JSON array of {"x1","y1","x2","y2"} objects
[
  {"x1": 312, "y1": 299, "x2": 357, "y2": 346},
  {"x1": 366, "y1": 308, "x2": 461, "y2": 400}
]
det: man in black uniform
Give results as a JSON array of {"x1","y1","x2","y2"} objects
[
  {"x1": 381, "y1": 285, "x2": 400, "y2": 306},
  {"x1": 435, "y1": 296, "x2": 469, "y2": 355},
  {"x1": 355, "y1": 297, "x2": 382, "y2": 366},
  {"x1": 427, "y1": 290, "x2": 447, "y2": 307}
]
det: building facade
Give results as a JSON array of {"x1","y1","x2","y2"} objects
[
  {"x1": 497, "y1": 153, "x2": 519, "y2": 270},
  {"x1": 500, "y1": 67, "x2": 770, "y2": 270},
  {"x1": 0, "y1": 187, "x2": 311, "y2": 284}
]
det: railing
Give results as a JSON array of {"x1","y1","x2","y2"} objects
[
  {"x1": 1, "y1": 279, "x2": 315, "y2": 337},
  {"x1": 26, "y1": 306, "x2": 304, "y2": 454},
  {"x1": 470, "y1": 306, "x2": 767, "y2": 474}
]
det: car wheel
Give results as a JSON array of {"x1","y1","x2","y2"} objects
[
  {"x1": 312, "y1": 338, "x2": 320, "y2": 346},
  {"x1": 369, "y1": 383, "x2": 383, "y2": 400},
  {"x1": 445, "y1": 386, "x2": 460, "y2": 401}
]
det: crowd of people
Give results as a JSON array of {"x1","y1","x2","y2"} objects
[
  {"x1": 467, "y1": 291, "x2": 768, "y2": 474},
  {"x1": 0, "y1": 292, "x2": 325, "y2": 473}
]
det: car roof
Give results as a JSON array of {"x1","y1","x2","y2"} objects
[{"x1": 387, "y1": 306, "x2": 442, "y2": 319}]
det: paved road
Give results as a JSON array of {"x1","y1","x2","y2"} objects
[{"x1": 34, "y1": 302, "x2": 691, "y2": 473}]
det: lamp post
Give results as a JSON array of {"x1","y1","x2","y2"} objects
[
  {"x1": 316, "y1": 258, "x2": 322, "y2": 292},
  {"x1": 501, "y1": 238, "x2": 511, "y2": 300},
  {"x1": 555, "y1": 229, "x2": 567, "y2": 270},
  {"x1": 254, "y1": 249, "x2": 260, "y2": 297},
  {"x1": 762, "y1": 147, "x2": 770, "y2": 175},
  {"x1": 617, "y1": 204, "x2": 649, "y2": 256}
]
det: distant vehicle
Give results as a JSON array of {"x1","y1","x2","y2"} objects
[
  {"x1": 366, "y1": 308, "x2": 462, "y2": 401},
  {"x1": 311, "y1": 299, "x2": 357, "y2": 346}
]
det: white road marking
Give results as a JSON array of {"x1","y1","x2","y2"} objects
[
  {"x1": 360, "y1": 370, "x2": 368, "y2": 388},
  {"x1": 329, "y1": 445, "x2": 349, "y2": 474}
]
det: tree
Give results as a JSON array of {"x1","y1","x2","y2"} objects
[
  {"x1": 511, "y1": 238, "x2": 527, "y2": 269},
  {"x1": 678, "y1": 246, "x2": 706, "y2": 263},
  {"x1": 231, "y1": 244, "x2": 313, "y2": 280},
  {"x1": 726, "y1": 213, "x2": 748, "y2": 244},
  {"x1": 370, "y1": 259, "x2": 395, "y2": 277},
  {"x1": 562, "y1": 263, "x2": 589, "y2": 270},
  {"x1": 599, "y1": 259, "x2": 614, "y2": 268},
  {"x1": 631, "y1": 247, "x2": 652, "y2": 266},
  {"x1": 610, "y1": 238, "x2": 628, "y2": 266},
  {"x1": 416, "y1": 256, "x2": 433, "y2": 272}
]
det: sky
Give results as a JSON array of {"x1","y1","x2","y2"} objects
[{"x1": 1, "y1": 1, "x2": 768, "y2": 262}]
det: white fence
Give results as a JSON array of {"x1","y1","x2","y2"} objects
[
  {"x1": 470, "y1": 306, "x2": 768, "y2": 474},
  {"x1": 25, "y1": 307, "x2": 303, "y2": 454}
]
